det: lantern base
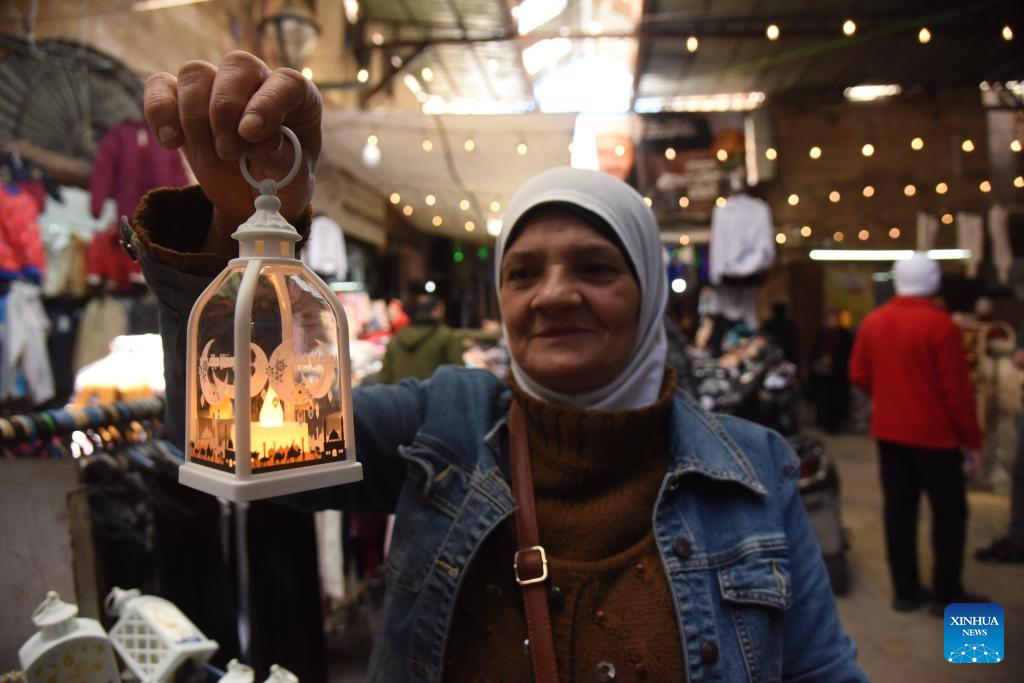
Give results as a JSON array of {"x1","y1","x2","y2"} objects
[{"x1": 178, "y1": 460, "x2": 363, "y2": 502}]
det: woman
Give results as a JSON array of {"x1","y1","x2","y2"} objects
[{"x1": 135, "y1": 52, "x2": 865, "y2": 681}]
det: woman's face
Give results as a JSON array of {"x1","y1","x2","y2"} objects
[{"x1": 499, "y1": 209, "x2": 641, "y2": 393}]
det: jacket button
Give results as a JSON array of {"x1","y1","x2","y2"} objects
[
  {"x1": 701, "y1": 641, "x2": 719, "y2": 665},
  {"x1": 548, "y1": 585, "x2": 565, "y2": 609},
  {"x1": 673, "y1": 537, "x2": 693, "y2": 559},
  {"x1": 596, "y1": 661, "x2": 616, "y2": 681}
]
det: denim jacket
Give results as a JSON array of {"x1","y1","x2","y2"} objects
[{"x1": 140, "y1": 252, "x2": 866, "y2": 683}]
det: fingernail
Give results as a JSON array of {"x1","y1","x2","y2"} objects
[
  {"x1": 215, "y1": 132, "x2": 239, "y2": 161},
  {"x1": 157, "y1": 126, "x2": 178, "y2": 144},
  {"x1": 240, "y1": 112, "x2": 265, "y2": 137}
]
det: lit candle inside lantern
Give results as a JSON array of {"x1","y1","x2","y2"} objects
[{"x1": 233, "y1": 386, "x2": 310, "y2": 467}]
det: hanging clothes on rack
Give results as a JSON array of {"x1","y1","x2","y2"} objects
[
  {"x1": 1, "y1": 281, "x2": 54, "y2": 405},
  {"x1": 988, "y1": 204, "x2": 1011, "y2": 286},
  {"x1": 957, "y1": 211, "x2": 984, "y2": 279},
  {"x1": 301, "y1": 213, "x2": 348, "y2": 282},
  {"x1": 0, "y1": 183, "x2": 46, "y2": 279}
]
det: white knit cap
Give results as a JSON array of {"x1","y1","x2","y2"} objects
[
  {"x1": 894, "y1": 252, "x2": 941, "y2": 296},
  {"x1": 495, "y1": 167, "x2": 667, "y2": 411}
]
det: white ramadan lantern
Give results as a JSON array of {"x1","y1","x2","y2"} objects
[
  {"x1": 179, "y1": 126, "x2": 362, "y2": 501},
  {"x1": 18, "y1": 591, "x2": 121, "y2": 683},
  {"x1": 105, "y1": 587, "x2": 218, "y2": 682}
]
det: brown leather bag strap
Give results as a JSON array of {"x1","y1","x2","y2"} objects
[{"x1": 508, "y1": 399, "x2": 560, "y2": 683}]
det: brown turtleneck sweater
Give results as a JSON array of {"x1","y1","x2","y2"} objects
[{"x1": 444, "y1": 370, "x2": 686, "y2": 682}]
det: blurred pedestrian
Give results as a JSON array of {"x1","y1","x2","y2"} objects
[
  {"x1": 378, "y1": 292, "x2": 464, "y2": 384},
  {"x1": 850, "y1": 253, "x2": 986, "y2": 615},
  {"x1": 761, "y1": 301, "x2": 801, "y2": 363},
  {"x1": 809, "y1": 309, "x2": 852, "y2": 433}
]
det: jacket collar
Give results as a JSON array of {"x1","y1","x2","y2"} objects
[{"x1": 667, "y1": 391, "x2": 768, "y2": 495}]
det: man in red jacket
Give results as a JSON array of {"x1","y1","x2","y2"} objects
[{"x1": 850, "y1": 253, "x2": 985, "y2": 616}]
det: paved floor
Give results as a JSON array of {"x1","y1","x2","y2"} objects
[
  {"x1": 329, "y1": 427, "x2": 1024, "y2": 682},
  {"x1": 822, "y1": 428, "x2": 1024, "y2": 681}
]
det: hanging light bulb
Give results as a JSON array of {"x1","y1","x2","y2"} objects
[
  {"x1": 679, "y1": 235, "x2": 691, "y2": 246},
  {"x1": 665, "y1": 147, "x2": 677, "y2": 160},
  {"x1": 889, "y1": 227, "x2": 901, "y2": 239},
  {"x1": 961, "y1": 139, "x2": 975, "y2": 152},
  {"x1": 787, "y1": 193, "x2": 799, "y2": 206},
  {"x1": 459, "y1": 199, "x2": 471, "y2": 211},
  {"x1": 425, "y1": 194, "x2": 436, "y2": 206},
  {"x1": 862, "y1": 185, "x2": 875, "y2": 198},
  {"x1": 490, "y1": 200, "x2": 501, "y2": 212},
  {"x1": 301, "y1": 67, "x2": 314, "y2": 80},
  {"x1": 464, "y1": 138, "x2": 476, "y2": 152},
  {"x1": 833, "y1": 231, "x2": 845, "y2": 242},
  {"x1": 800, "y1": 226, "x2": 812, "y2": 238},
  {"x1": 1003, "y1": 25, "x2": 1014, "y2": 41},
  {"x1": 861, "y1": 143, "x2": 875, "y2": 157},
  {"x1": 829, "y1": 191, "x2": 841, "y2": 203},
  {"x1": 361, "y1": 135, "x2": 381, "y2": 167},
  {"x1": 765, "y1": 147, "x2": 778, "y2": 160},
  {"x1": 465, "y1": 220, "x2": 475, "y2": 232},
  {"x1": 614, "y1": 144, "x2": 626, "y2": 157},
  {"x1": 716, "y1": 149, "x2": 728, "y2": 161},
  {"x1": 979, "y1": 180, "x2": 992, "y2": 193},
  {"x1": 1014, "y1": 176, "x2": 1024, "y2": 188},
  {"x1": 422, "y1": 138, "x2": 433, "y2": 152},
  {"x1": 643, "y1": 197, "x2": 653, "y2": 207},
  {"x1": 910, "y1": 137, "x2": 924, "y2": 150},
  {"x1": 371, "y1": 32, "x2": 384, "y2": 46},
  {"x1": 686, "y1": 36, "x2": 699, "y2": 53},
  {"x1": 678, "y1": 196, "x2": 690, "y2": 208},
  {"x1": 357, "y1": 68, "x2": 369, "y2": 83},
  {"x1": 935, "y1": 182, "x2": 949, "y2": 194},
  {"x1": 918, "y1": 27, "x2": 931, "y2": 44},
  {"x1": 715, "y1": 196, "x2": 727, "y2": 208},
  {"x1": 516, "y1": 142, "x2": 528, "y2": 156},
  {"x1": 941, "y1": 213, "x2": 954, "y2": 225},
  {"x1": 389, "y1": 193, "x2": 400, "y2": 204},
  {"x1": 809, "y1": 146, "x2": 822, "y2": 159},
  {"x1": 432, "y1": 216, "x2": 443, "y2": 227},
  {"x1": 402, "y1": 205, "x2": 413, "y2": 216},
  {"x1": 421, "y1": 67, "x2": 434, "y2": 82},
  {"x1": 904, "y1": 184, "x2": 917, "y2": 197},
  {"x1": 843, "y1": 19, "x2": 856, "y2": 36},
  {"x1": 775, "y1": 232, "x2": 787, "y2": 244},
  {"x1": 858, "y1": 229, "x2": 870, "y2": 241},
  {"x1": 766, "y1": 24, "x2": 780, "y2": 41},
  {"x1": 1010, "y1": 139, "x2": 1022, "y2": 153}
]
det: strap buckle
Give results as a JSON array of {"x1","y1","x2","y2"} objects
[{"x1": 514, "y1": 546, "x2": 549, "y2": 586}]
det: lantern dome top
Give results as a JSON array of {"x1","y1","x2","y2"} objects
[{"x1": 233, "y1": 125, "x2": 304, "y2": 260}]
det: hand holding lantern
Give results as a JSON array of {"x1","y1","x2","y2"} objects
[{"x1": 179, "y1": 126, "x2": 362, "y2": 501}]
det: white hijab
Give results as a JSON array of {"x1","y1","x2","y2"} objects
[{"x1": 495, "y1": 167, "x2": 668, "y2": 411}]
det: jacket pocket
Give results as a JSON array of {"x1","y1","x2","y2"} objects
[
  {"x1": 718, "y1": 549, "x2": 792, "y2": 610},
  {"x1": 384, "y1": 439, "x2": 463, "y2": 592}
]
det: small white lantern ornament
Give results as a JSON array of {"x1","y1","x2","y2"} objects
[{"x1": 179, "y1": 126, "x2": 362, "y2": 501}]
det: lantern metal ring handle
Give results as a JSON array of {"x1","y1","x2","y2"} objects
[{"x1": 238, "y1": 125, "x2": 302, "y2": 194}]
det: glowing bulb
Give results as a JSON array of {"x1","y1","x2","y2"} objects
[
  {"x1": 301, "y1": 67, "x2": 314, "y2": 80},
  {"x1": 1015, "y1": 176, "x2": 1024, "y2": 188},
  {"x1": 671, "y1": 278, "x2": 688, "y2": 293},
  {"x1": 716, "y1": 149, "x2": 728, "y2": 162},
  {"x1": 425, "y1": 194, "x2": 436, "y2": 206},
  {"x1": 858, "y1": 229, "x2": 870, "y2": 241},
  {"x1": 809, "y1": 146, "x2": 822, "y2": 159},
  {"x1": 678, "y1": 196, "x2": 690, "y2": 208},
  {"x1": 843, "y1": 19, "x2": 856, "y2": 36},
  {"x1": 904, "y1": 184, "x2": 917, "y2": 197},
  {"x1": 371, "y1": 32, "x2": 384, "y2": 46},
  {"x1": 516, "y1": 142, "x2": 528, "y2": 155},
  {"x1": 643, "y1": 197, "x2": 653, "y2": 207},
  {"x1": 357, "y1": 68, "x2": 369, "y2": 83},
  {"x1": 614, "y1": 144, "x2": 626, "y2": 157},
  {"x1": 425, "y1": 280, "x2": 436, "y2": 293},
  {"x1": 800, "y1": 226, "x2": 812, "y2": 238},
  {"x1": 941, "y1": 213, "x2": 954, "y2": 225},
  {"x1": 402, "y1": 205, "x2": 413, "y2": 216},
  {"x1": 829, "y1": 191, "x2": 841, "y2": 203},
  {"x1": 679, "y1": 235, "x2": 691, "y2": 246},
  {"x1": 787, "y1": 193, "x2": 799, "y2": 206},
  {"x1": 389, "y1": 192, "x2": 400, "y2": 204},
  {"x1": 1003, "y1": 25, "x2": 1014, "y2": 41},
  {"x1": 833, "y1": 231, "x2": 845, "y2": 242},
  {"x1": 366, "y1": 134, "x2": 378, "y2": 146},
  {"x1": 490, "y1": 201, "x2": 501, "y2": 212},
  {"x1": 459, "y1": 199, "x2": 471, "y2": 211},
  {"x1": 686, "y1": 36, "x2": 699, "y2": 53},
  {"x1": 861, "y1": 143, "x2": 875, "y2": 157},
  {"x1": 1011, "y1": 139, "x2": 1022, "y2": 152},
  {"x1": 862, "y1": 185, "x2": 875, "y2": 198},
  {"x1": 464, "y1": 138, "x2": 476, "y2": 152},
  {"x1": 910, "y1": 137, "x2": 924, "y2": 151},
  {"x1": 918, "y1": 27, "x2": 931, "y2": 44},
  {"x1": 889, "y1": 227, "x2": 901, "y2": 239},
  {"x1": 465, "y1": 221, "x2": 475, "y2": 232},
  {"x1": 979, "y1": 180, "x2": 992, "y2": 193},
  {"x1": 766, "y1": 24, "x2": 780, "y2": 41},
  {"x1": 665, "y1": 147, "x2": 677, "y2": 160},
  {"x1": 432, "y1": 216, "x2": 443, "y2": 227},
  {"x1": 961, "y1": 139, "x2": 975, "y2": 152},
  {"x1": 715, "y1": 196, "x2": 727, "y2": 208},
  {"x1": 421, "y1": 67, "x2": 434, "y2": 82},
  {"x1": 776, "y1": 232, "x2": 787, "y2": 244},
  {"x1": 422, "y1": 139, "x2": 433, "y2": 152},
  {"x1": 935, "y1": 182, "x2": 948, "y2": 194},
  {"x1": 765, "y1": 147, "x2": 778, "y2": 160}
]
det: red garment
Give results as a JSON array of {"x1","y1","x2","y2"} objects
[
  {"x1": 850, "y1": 296, "x2": 981, "y2": 450},
  {"x1": 87, "y1": 224, "x2": 142, "y2": 291},
  {"x1": 0, "y1": 186, "x2": 46, "y2": 276},
  {"x1": 90, "y1": 121, "x2": 190, "y2": 220}
]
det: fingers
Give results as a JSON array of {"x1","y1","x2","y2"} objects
[
  {"x1": 238, "y1": 67, "x2": 322, "y2": 159},
  {"x1": 143, "y1": 72, "x2": 182, "y2": 148},
  {"x1": 209, "y1": 51, "x2": 272, "y2": 162},
  {"x1": 177, "y1": 60, "x2": 219, "y2": 169}
]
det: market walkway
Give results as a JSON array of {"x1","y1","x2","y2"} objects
[{"x1": 822, "y1": 428, "x2": 1023, "y2": 682}]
